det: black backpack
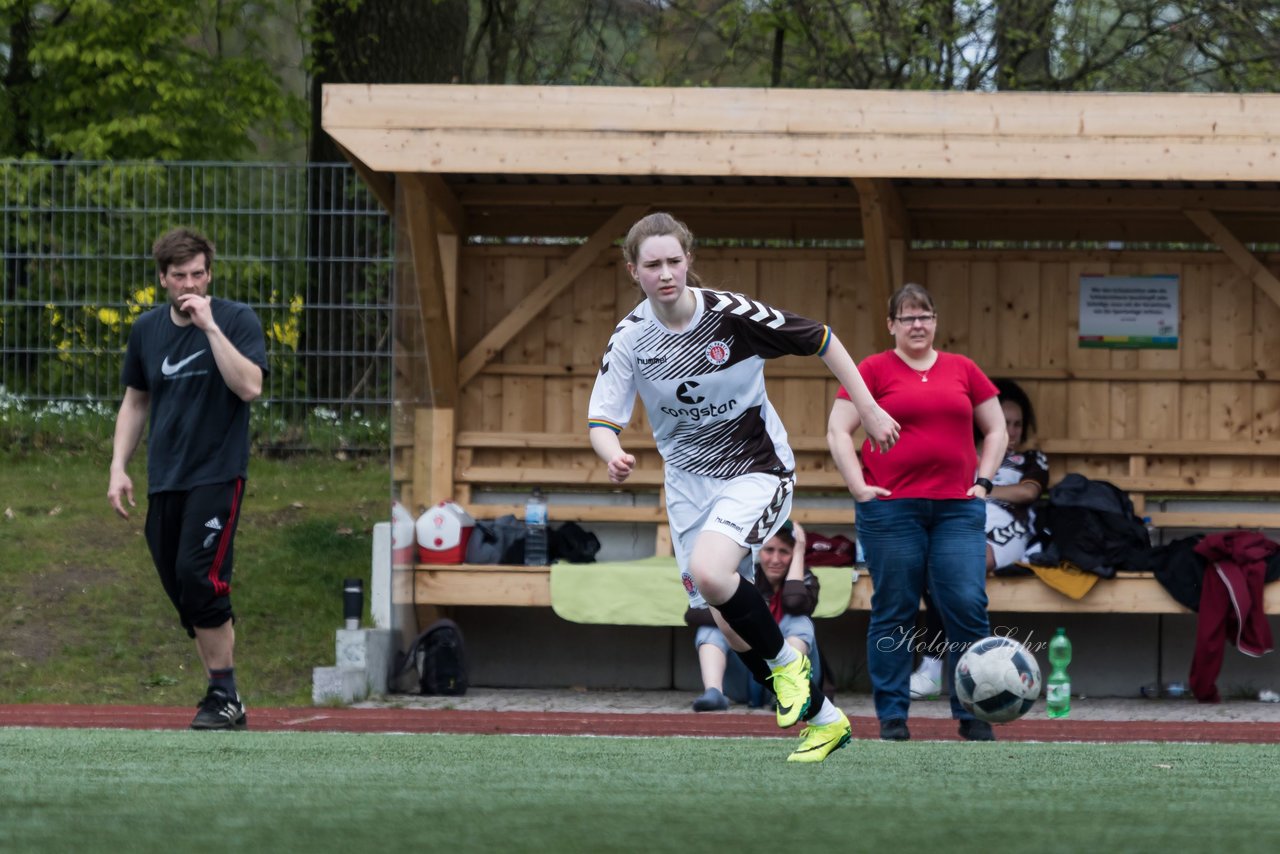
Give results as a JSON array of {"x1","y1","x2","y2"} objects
[
  {"x1": 405, "y1": 618, "x2": 469, "y2": 695},
  {"x1": 1033, "y1": 474, "x2": 1151, "y2": 577},
  {"x1": 464, "y1": 515, "x2": 526, "y2": 564},
  {"x1": 551, "y1": 521, "x2": 601, "y2": 563}
]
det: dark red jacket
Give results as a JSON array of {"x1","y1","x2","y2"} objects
[{"x1": 1189, "y1": 532, "x2": 1279, "y2": 703}]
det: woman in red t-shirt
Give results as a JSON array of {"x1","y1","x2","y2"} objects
[{"x1": 827, "y1": 283, "x2": 1007, "y2": 742}]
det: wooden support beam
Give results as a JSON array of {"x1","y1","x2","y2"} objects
[
  {"x1": 1152, "y1": 512, "x2": 1280, "y2": 529},
  {"x1": 1184, "y1": 208, "x2": 1280, "y2": 310},
  {"x1": 414, "y1": 565, "x2": 552, "y2": 607},
  {"x1": 405, "y1": 566, "x2": 1280, "y2": 613},
  {"x1": 856, "y1": 178, "x2": 910, "y2": 277},
  {"x1": 458, "y1": 204, "x2": 648, "y2": 385},
  {"x1": 468, "y1": 362, "x2": 1280, "y2": 383},
  {"x1": 906, "y1": 186, "x2": 1280, "y2": 213},
  {"x1": 849, "y1": 572, "x2": 1197, "y2": 614},
  {"x1": 451, "y1": 430, "x2": 1280, "y2": 458},
  {"x1": 852, "y1": 178, "x2": 906, "y2": 313},
  {"x1": 456, "y1": 184, "x2": 860, "y2": 208},
  {"x1": 1128, "y1": 456, "x2": 1147, "y2": 515},
  {"x1": 1040, "y1": 438, "x2": 1280, "y2": 456},
  {"x1": 332, "y1": 124, "x2": 1280, "y2": 181},
  {"x1": 437, "y1": 232, "x2": 460, "y2": 337},
  {"x1": 453, "y1": 461, "x2": 1280, "y2": 494},
  {"x1": 449, "y1": 183, "x2": 1280, "y2": 215},
  {"x1": 399, "y1": 173, "x2": 458, "y2": 406},
  {"x1": 324, "y1": 86, "x2": 1280, "y2": 181},
  {"x1": 458, "y1": 465, "x2": 666, "y2": 487},
  {"x1": 413, "y1": 406, "x2": 455, "y2": 511},
  {"x1": 333, "y1": 139, "x2": 394, "y2": 213},
  {"x1": 418, "y1": 501, "x2": 1280, "y2": 531},
  {"x1": 412, "y1": 172, "x2": 467, "y2": 236},
  {"x1": 445, "y1": 502, "x2": 861, "y2": 526},
  {"x1": 392, "y1": 212, "x2": 430, "y2": 404}
]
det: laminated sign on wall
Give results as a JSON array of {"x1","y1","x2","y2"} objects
[{"x1": 1078, "y1": 274, "x2": 1179, "y2": 349}]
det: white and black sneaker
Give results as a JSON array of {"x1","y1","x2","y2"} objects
[{"x1": 190, "y1": 687, "x2": 248, "y2": 731}]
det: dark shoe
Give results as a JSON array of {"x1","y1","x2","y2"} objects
[
  {"x1": 879, "y1": 717, "x2": 910, "y2": 741},
  {"x1": 191, "y1": 687, "x2": 248, "y2": 730},
  {"x1": 691, "y1": 687, "x2": 730, "y2": 712},
  {"x1": 958, "y1": 718, "x2": 995, "y2": 741}
]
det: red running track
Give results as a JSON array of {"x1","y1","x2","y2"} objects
[{"x1": 2, "y1": 705, "x2": 1279, "y2": 743}]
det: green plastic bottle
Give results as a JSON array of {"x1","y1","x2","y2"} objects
[{"x1": 1046, "y1": 627, "x2": 1072, "y2": 719}]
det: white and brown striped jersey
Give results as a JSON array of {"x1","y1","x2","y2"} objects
[{"x1": 588, "y1": 287, "x2": 831, "y2": 479}]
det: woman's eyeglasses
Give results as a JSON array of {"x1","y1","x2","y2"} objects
[{"x1": 894, "y1": 314, "x2": 936, "y2": 326}]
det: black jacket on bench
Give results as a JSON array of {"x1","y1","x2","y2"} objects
[{"x1": 1029, "y1": 474, "x2": 1151, "y2": 578}]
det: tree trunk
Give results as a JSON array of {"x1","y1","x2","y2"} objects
[
  {"x1": 305, "y1": 0, "x2": 468, "y2": 408},
  {"x1": 995, "y1": 0, "x2": 1057, "y2": 90},
  {"x1": 1, "y1": 2, "x2": 36, "y2": 155}
]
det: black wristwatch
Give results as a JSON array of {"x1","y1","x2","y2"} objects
[{"x1": 974, "y1": 477, "x2": 994, "y2": 493}]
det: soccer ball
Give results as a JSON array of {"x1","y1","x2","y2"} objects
[{"x1": 954, "y1": 636, "x2": 1042, "y2": 724}]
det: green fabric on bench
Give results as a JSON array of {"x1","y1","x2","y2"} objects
[{"x1": 549, "y1": 558, "x2": 854, "y2": 626}]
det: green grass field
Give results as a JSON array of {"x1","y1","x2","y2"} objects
[
  {"x1": 1, "y1": 449, "x2": 388, "y2": 706},
  {"x1": 2, "y1": 729, "x2": 1278, "y2": 853}
]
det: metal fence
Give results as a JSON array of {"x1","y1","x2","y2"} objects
[{"x1": 0, "y1": 161, "x2": 394, "y2": 451}]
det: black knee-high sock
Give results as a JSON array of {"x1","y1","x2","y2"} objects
[
  {"x1": 713, "y1": 576, "x2": 786, "y2": 659},
  {"x1": 737, "y1": 648, "x2": 774, "y2": 686},
  {"x1": 740, "y1": 647, "x2": 825, "y2": 722}
]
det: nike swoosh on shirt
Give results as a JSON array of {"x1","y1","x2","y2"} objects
[{"x1": 161, "y1": 350, "x2": 206, "y2": 376}]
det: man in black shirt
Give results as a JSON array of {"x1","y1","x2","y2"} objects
[{"x1": 108, "y1": 227, "x2": 268, "y2": 730}]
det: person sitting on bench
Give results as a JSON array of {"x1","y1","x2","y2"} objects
[{"x1": 685, "y1": 520, "x2": 823, "y2": 711}]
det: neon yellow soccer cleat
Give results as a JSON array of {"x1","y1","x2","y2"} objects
[
  {"x1": 770, "y1": 653, "x2": 813, "y2": 728},
  {"x1": 787, "y1": 708, "x2": 852, "y2": 763}
]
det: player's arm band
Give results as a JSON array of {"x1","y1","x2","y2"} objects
[{"x1": 588, "y1": 418, "x2": 623, "y2": 433}]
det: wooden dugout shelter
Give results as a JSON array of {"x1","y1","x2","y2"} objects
[{"x1": 322, "y1": 85, "x2": 1280, "y2": 573}]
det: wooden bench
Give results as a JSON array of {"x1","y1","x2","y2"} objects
[
  {"x1": 433, "y1": 430, "x2": 1280, "y2": 532},
  {"x1": 395, "y1": 564, "x2": 1280, "y2": 616},
  {"x1": 396, "y1": 430, "x2": 1280, "y2": 621}
]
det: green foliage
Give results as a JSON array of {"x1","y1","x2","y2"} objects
[
  {"x1": 5, "y1": 0, "x2": 1277, "y2": 166},
  {"x1": 553, "y1": 1, "x2": 1280, "y2": 93},
  {"x1": 8, "y1": 0, "x2": 1274, "y2": 166},
  {"x1": 0, "y1": 387, "x2": 391, "y2": 456},
  {"x1": 1, "y1": 160, "x2": 393, "y2": 432},
  {"x1": 1, "y1": 0, "x2": 307, "y2": 159}
]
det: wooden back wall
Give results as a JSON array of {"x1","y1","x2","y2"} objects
[{"x1": 404, "y1": 244, "x2": 1280, "y2": 505}]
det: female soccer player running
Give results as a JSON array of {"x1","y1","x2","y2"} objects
[{"x1": 588, "y1": 212, "x2": 899, "y2": 762}]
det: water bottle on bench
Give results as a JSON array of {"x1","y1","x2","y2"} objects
[{"x1": 525, "y1": 487, "x2": 549, "y2": 566}]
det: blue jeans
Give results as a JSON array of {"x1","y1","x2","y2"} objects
[{"x1": 856, "y1": 497, "x2": 990, "y2": 722}]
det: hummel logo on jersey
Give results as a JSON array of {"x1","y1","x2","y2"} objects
[
  {"x1": 204, "y1": 517, "x2": 223, "y2": 530},
  {"x1": 161, "y1": 350, "x2": 206, "y2": 376}
]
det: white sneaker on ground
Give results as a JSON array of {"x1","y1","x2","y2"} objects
[{"x1": 909, "y1": 665, "x2": 943, "y2": 700}]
